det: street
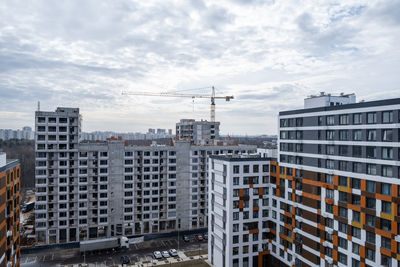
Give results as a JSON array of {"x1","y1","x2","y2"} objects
[{"x1": 21, "y1": 235, "x2": 208, "y2": 266}]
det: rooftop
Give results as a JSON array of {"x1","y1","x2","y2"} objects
[
  {"x1": 210, "y1": 154, "x2": 276, "y2": 162},
  {"x1": 280, "y1": 97, "x2": 400, "y2": 116}
]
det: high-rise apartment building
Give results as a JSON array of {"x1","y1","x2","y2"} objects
[
  {"x1": 35, "y1": 107, "x2": 256, "y2": 245},
  {"x1": 277, "y1": 96, "x2": 400, "y2": 267},
  {"x1": 0, "y1": 152, "x2": 21, "y2": 267},
  {"x1": 208, "y1": 155, "x2": 276, "y2": 267},
  {"x1": 176, "y1": 119, "x2": 220, "y2": 144},
  {"x1": 208, "y1": 95, "x2": 400, "y2": 267}
]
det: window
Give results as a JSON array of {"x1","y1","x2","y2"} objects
[
  {"x1": 339, "y1": 114, "x2": 349, "y2": 125},
  {"x1": 233, "y1": 165, "x2": 239, "y2": 174},
  {"x1": 382, "y1": 111, "x2": 393, "y2": 123},
  {"x1": 366, "y1": 214, "x2": 375, "y2": 227},
  {"x1": 339, "y1": 130, "x2": 348, "y2": 140},
  {"x1": 233, "y1": 177, "x2": 239, "y2": 185},
  {"x1": 352, "y1": 259, "x2": 360, "y2": 267},
  {"x1": 381, "y1": 218, "x2": 391, "y2": 232},
  {"x1": 326, "y1": 130, "x2": 335, "y2": 140},
  {"x1": 366, "y1": 248, "x2": 375, "y2": 261},
  {"x1": 353, "y1": 162, "x2": 362, "y2": 173},
  {"x1": 233, "y1": 212, "x2": 239, "y2": 220},
  {"x1": 243, "y1": 165, "x2": 249, "y2": 173},
  {"x1": 326, "y1": 160, "x2": 334, "y2": 169},
  {"x1": 382, "y1": 201, "x2": 391, "y2": 214},
  {"x1": 382, "y1": 147, "x2": 393, "y2": 159},
  {"x1": 326, "y1": 189, "x2": 334, "y2": 199},
  {"x1": 382, "y1": 129, "x2": 393, "y2": 141},
  {"x1": 353, "y1": 130, "x2": 362, "y2": 141},
  {"x1": 367, "y1": 164, "x2": 377, "y2": 175},
  {"x1": 339, "y1": 222, "x2": 347, "y2": 234},
  {"x1": 352, "y1": 146, "x2": 362, "y2": 157},
  {"x1": 326, "y1": 145, "x2": 335, "y2": 155},
  {"x1": 382, "y1": 166, "x2": 393, "y2": 177},
  {"x1": 339, "y1": 145, "x2": 347, "y2": 156},
  {"x1": 351, "y1": 194, "x2": 360, "y2": 205},
  {"x1": 381, "y1": 255, "x2": 391, "y2": 267},
  {"x1": 327, "y1": 116, "x2": 335, "y2": 125},
  {"x1": 366, "y1": 231, "x2": 375, "y2": 244},
  {"x1": 353, "y1": 113, "x2": 362, "y2": 124},
  {"x1": 339, "y1": 192, "x2": 348, "y2": 202},
  {"x1": 326, "y1": 174, "x2": 334, "y2": 185},
  {"x1": 367, "y1": 130, "x2": 376, "y2": 141},
  {"x1": 382, "y1": 236, "x2": 391, "y2": 249},
  {"x1": 326, "y1": 204, "x2": 333, "y2": 214},
  {"x1": 366, "y1": 146, "x2": 376, "y2": 158},
  {"x1": 339, "y1": 161, "x2": 347, "y2": 171},
  {"x1": 367, "y1": 112, "x2": 376, "y2": 123},
  {"x1": 338, "y1": 252, "x2": 347, "y2": 265},
  {"x1": 339, "y1": 176, "x2": 347, "y2": 186},
  {"x1": 339, "y1": 207, "x2": 347, "y2": 218},
  {"x1": 381, "y1": 183, "x2": 392, "y2": 195},
  {"x1": 352, "y1": 211, "x2": 360, "y2": 223},
  {"x1": 352, "y1": 226, "x2": 361, "y2": 239},
  {"x1": 366, "y1": 198, "x2": 376, "y2": 209},
  {"x1": 339, "y1": 237, "x2": 347, "y2": 249}
]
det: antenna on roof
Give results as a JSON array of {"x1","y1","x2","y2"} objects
[{"x1": 37, "y1": 101, "x2": 40, "y2": 111}]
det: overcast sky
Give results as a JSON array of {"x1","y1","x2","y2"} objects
[{"x1": 1, "y1": 0, "x2": 399, "y2": 135}]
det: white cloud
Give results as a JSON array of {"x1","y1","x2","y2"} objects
[{"x1": 0, "y1": 0, "x2": 399, "y2": 134}]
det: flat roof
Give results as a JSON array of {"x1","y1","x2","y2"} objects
[
  {"x1": 0, "y1": 159, "x2": 19, "y2": 173},
  {"x1": 279, "y1": 97, "x2": 400, "y2": 116},
  {"x1": 210, "y1": 155, "x2": 276, "y2": 162}
]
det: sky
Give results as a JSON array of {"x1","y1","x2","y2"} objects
[{"x1": 0, "y1": 0, "x2": 399, "y2": 135}]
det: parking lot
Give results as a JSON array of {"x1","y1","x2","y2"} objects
[{"x1": 21, "y1": 234, "x2": 208, "y2": 267}]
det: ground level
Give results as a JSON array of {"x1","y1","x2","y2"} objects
[{"x1": 21, "y1": 235, "x2": 208, "y2": 267}]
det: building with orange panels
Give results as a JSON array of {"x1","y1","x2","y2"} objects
[
  {"x1": 0, "y1": 152, "x2": 21, "y2": 267},
  {"x1": 278, "y1": 94, "x2": 400, "y2": 267}
]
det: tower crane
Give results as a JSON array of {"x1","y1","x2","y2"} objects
[{"x1": 121, "y1": 86, "x2": 233, "y2": 122}]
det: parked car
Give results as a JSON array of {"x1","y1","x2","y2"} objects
[
  {"x1": 120, "y1": 255, "x2": 130, "y2": 264},
  {"x1": 196, "y1": 234, "x2": 204, "y2": 241},
  {"x1": 153, "y1": 251, "x2": 162, "y2": 259},
  {"x1": 183, "y1": 235, "x2": 190, "y2": 242},
  {"x1": 169, "y1": 249, "x2": 178, "y2": 257},
  {"x1": 203, "y1": 233, "x2": 208, "y2": 240},
  {"x1": 162, "y1": 251, "x2": 170, "y2": 258}
]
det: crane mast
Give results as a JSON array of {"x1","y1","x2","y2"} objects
[{"x1": 122, "y1": 86, "x2": 233, "y2": 122}]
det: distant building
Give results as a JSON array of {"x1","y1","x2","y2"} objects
[
  {"x1": 148, "y1": 128, "x2": 155, "y2": 134},
  {"x1": 0, "y1": 152, "x2": 21, "y2": 267},
  {"x1": 176, "y1": 119, "x2": 220, "y2": 144},
  {"x1": 257, "y1": 148, "x2": 277, "y2": 158},
  {"x1": 0, "y1": 126, "x2": 34, "y2": 141},
  {"x1": 168, "y1": 129, "x2": 172, "y2": 135}
]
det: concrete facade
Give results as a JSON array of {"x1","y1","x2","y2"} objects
[
  {"x1": 35, "y1": 107, "x2": 256, "y2": 245},
  {"x1": 176, "y1": 119, "x2": 220, "y2": 144}
]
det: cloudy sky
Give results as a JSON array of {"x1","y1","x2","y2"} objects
[{"x1": 1, "y1": 0, "x2": 399, "y2": 135}]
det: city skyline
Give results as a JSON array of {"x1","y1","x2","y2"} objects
[{"x1": 1, "y1": 1, "x2": 400, "y2": 134}]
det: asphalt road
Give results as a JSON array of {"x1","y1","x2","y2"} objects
[{"x1": 21, "y1": 235, "x2": 208, "y2": 267}]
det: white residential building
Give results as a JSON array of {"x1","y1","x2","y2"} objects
[{"x1": 208, "y1": 155, "x2": 275, "y2": 267}]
